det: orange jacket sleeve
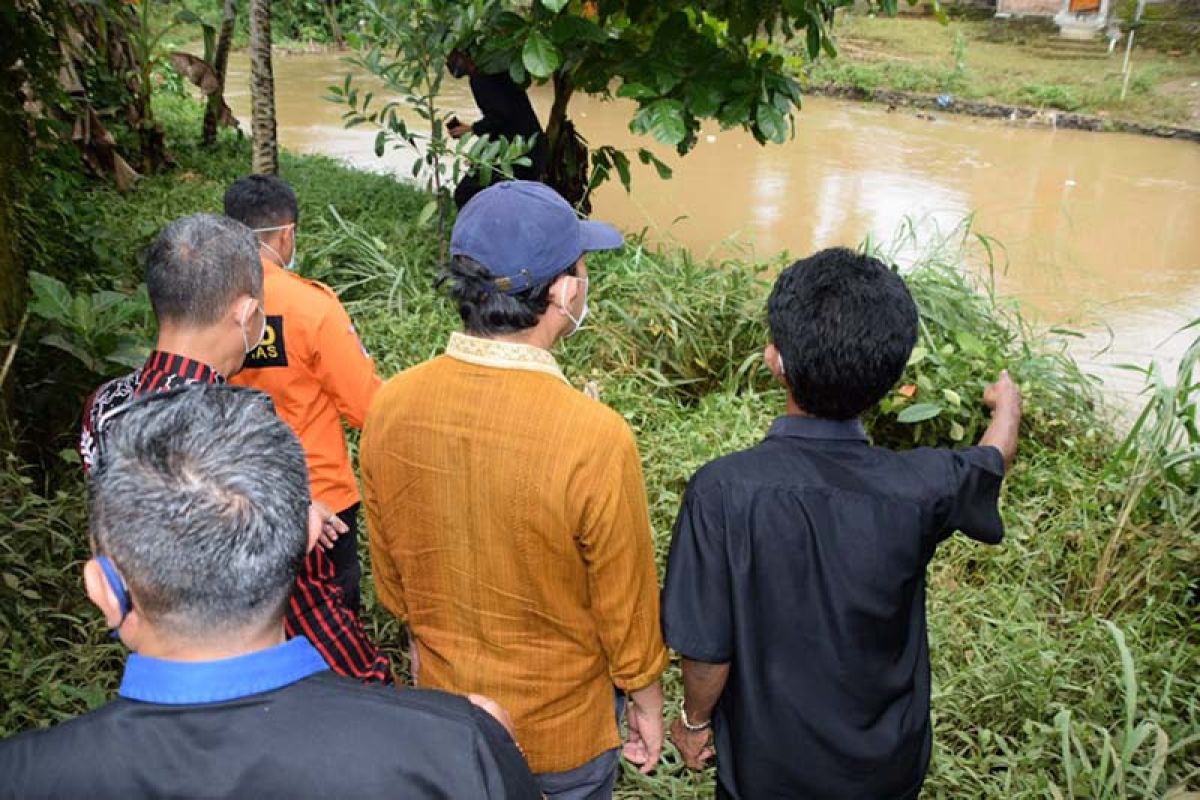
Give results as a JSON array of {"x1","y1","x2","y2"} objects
[{"x1": 312, "y1": 293, "x2": 382, "y2": 429}]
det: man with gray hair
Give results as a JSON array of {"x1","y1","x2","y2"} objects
[
  {"x1": 78, "y1": 213, "x2": 391, "y2": 684},
  {"x1": 2, "y1": 386, "x2": 539, "y2": 798}
]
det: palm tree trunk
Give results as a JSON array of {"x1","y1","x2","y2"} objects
[
  {"x1": 203, "y1": 0, "x2": 238, "y2": 145},
  {"x1": 249, "y1": 0, "x2": 278, "y2": 174}
]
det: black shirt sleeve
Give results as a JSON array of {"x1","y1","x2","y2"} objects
[
  {"x1": 468, "y1": 704, "x2": 543, "y2": 799},
  {"x1": 934, "y1": 445, "x2": 1006, "y2": 544},
  {"x1": 470, "y1": 74, "x2": 514, "y2": 136},
  {"x1": 661, "y1": 473, "x2": 734, "y2": 663}
]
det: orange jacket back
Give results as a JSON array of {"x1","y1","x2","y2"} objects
[{"x1": 232, "y1": 258, "x2": 381, "y2": 512}]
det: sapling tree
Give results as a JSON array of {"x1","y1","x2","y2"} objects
[{"x1": 327, "y1": 0, "x2": 538, "y2": 244}]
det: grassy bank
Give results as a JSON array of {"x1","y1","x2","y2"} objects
[
  {"x1": 2, "y1": 100, "x2": 1197, "y2": 797},
  {"x1": 806, "y1": 13, "x2": 1200, "y2": 128}
]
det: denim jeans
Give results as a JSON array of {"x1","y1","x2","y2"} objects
[{"x1": 534, "y1": 692, "x2": 626, "y2": 800}]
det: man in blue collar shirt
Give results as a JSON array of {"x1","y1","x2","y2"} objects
[{"x1": 0, "y1": 385, "x2": 539, "y2": 799}]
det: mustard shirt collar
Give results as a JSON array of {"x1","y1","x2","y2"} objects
[{"x1": 444, "y1": 332, "x2": 569, "y2": 384}]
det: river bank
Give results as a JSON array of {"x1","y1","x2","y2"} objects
[
  {"x1": 810, "y1": 82, "x2": 1200, "y2": 142},
  {"x1": 2, "y1": 99, "x2": 1197, "y2": 796},
  {"x1": 804, "y1": 13, "x2": 1200, "y2": 130}
]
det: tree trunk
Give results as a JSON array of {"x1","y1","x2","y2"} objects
[
  {"x1": 249, "y1": 0, "x2": 278, "y2": 174},
  {"x1": 0, "y1": 56, "x2": 27, "y2": 441},
  {"x1": 203, "y1": 0, "x2": 238, "y2": 146},
  {"x1": 324, "y1": 0, "x2": 345, "y2": 48},
  {"x1": 542, "y1": 71, "x2": 591, "y2": 212}
]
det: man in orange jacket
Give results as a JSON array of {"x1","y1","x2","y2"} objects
[{"x1": 225, "y1": 175, "x2": 382, "y2": 614}]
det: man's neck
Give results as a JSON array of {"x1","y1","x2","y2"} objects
[
  {"x1": 484, "y1": 326, "x2": 559, "y2": 353},
  {"x1": 134, "y1": 621, "x2": 287, "y2": 663},
  {"x1": 786, "y1": 395, "x2": 814, "y2": 417},
  {"x1": 155, "y1": 328, "x2": 235, "y2": 378}
]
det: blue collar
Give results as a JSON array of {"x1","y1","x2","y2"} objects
[
  {"x1": 119, "y1": 637, "x2": 328, "y2": 705},
  {"x1": 767, "y1": 415, "x2": 869, "y2": 442}
]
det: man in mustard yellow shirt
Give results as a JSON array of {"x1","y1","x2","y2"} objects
[{"x1": 361, "y1": 181, "x2": 667, "y2": 798}]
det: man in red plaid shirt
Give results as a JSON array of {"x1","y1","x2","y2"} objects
[{"x1": 80, "y1": 213, "x2": 391, "y2": 684}]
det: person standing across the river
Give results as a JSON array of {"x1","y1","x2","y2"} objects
[
  {"x1": 662, "y1": 248, "x2": 1023, "y2": 799},
  {"x1": 224, "y1": 174, "x2": 383, "y2": 617},
  {"x1": 80, "y1": 213, "x2": 391, "y2": 686},
  {"x1": 446, "y1": 49, "x2": 547, "y2": 209},
  {"x1": 360, "y1": 181, "x2": 668, "y2": 799}
]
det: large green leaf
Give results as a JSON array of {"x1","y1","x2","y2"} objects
[
  {"x1": 550, "y1": 15, "x2": 607, "y2": 44},
  {"x1": 26, "y1": 272, "x2": 73, "y2": 326},
  {"x1": 896, "y1": 403, "x2": 944, "y2": 423},
  {"x1": 522, "y1": 30, "x2": 561, "y2": 79},
  {"x1": 631, "y1": 99, "x2": 687, "y2": 146},
  {"x1": 756, "y1": 103, "x2": 789, "y2": 144}
]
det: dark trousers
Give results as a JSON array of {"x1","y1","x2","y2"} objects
[{"x1": 329, "y1": 503, "x2": 362, "y2": 614}]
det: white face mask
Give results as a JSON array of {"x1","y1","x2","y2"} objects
[
  {"x1": 558, "y1": 276, "x2": 589, "y2": 337},
  {"x1": 253, "y1": 223, "x2": 296, "y2": 270},
  {"x1": 241, "y1": 300, "x2": 267, "y2": 355}
]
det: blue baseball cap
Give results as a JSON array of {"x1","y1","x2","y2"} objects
[{"x1": 450, "y1": 181, "x2": 624, "y2": 294}]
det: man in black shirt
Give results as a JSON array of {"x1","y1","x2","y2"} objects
[
  {"x1": 447, "y1": 49, "x2": 547, "y2": 208},
  {"x1": 0, "y1": 385, "x2": 538, "y2": 799},
  {"x1": 661, "y1": 248, "x2": 1022, "y2": 799}
]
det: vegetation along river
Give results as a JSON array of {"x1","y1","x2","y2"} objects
[{"x1": 225, "y1": 53, "x2": 1200, "y2": 406}]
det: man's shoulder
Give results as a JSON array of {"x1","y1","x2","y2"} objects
[
  {"x1": 267, "y1": 268, "x2": 344, "y2": 317},
  {"x1": 0, "y1": 701, "x2": 128, "y2": 791},
  {"x1": 87, "y1": 370, "x2": 141, "y2": 414},
  {"x1": 686, "y1": 438, "x2": 775, "y2": 491},
  {"x1": 284, "y1": 673, "x2": 491, "y2": 734}
]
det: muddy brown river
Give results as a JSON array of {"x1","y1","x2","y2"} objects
[{"x1": 225, "y1": 53, "x2": 1200, "y2": 406}]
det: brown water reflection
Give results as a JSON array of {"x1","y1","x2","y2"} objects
[{"x1": 225, "y1": 53, "x2": 1200, "y2": 402}]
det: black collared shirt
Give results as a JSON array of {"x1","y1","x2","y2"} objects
[
  {"x1": 662, "y1": 415, "x2": 1006, "y2": 800},
  {"x1": 0, "y1": 639, "x2": 539, "y2": 799}
]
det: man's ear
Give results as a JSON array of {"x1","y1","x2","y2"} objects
[
  {"x1": 84, "y1": 558, "x2": 126, "y2": 629},
  {"x1": 765, "y1": 343, "x2": 785, "y2": 382},
  {"x1": 305, "y1": 504, "x2": 323, "y2": 554},
  {"x1": 549, "y1": 273, "x2": 578, "y2": 313}
]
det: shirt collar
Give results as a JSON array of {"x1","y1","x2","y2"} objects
[
  {"x1": 141, "y1": 350, "x2": 226, "y2": 386},
  {"x1": 444, "y1": 331, "x2": 569, "y2": 384},
  {"x1": 119, "y1": 637, "x2": 328, "y2": 705},
  {"x1": 767, "y1": 415, "x2": 870, "y2": 443}
]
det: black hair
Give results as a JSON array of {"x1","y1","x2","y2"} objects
[
  {"x1": 223, "y1": 174, "x2": 300, "y2": 230},
  {"x1": 145, "y1": 213, "x2": 262, "y2": 326},
  {"x1": 90, "y1": 385, "x2": 309, "y2": 636},
  {"x1": 767, "y1": 247, "x2": 918, "y2": 420},
  {"x1": 437, "y1": 255, "x2": 576, "y2": 336}
]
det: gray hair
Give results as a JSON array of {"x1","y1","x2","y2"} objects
[
  {"x1": 146, "y1": 213, "x2": 263, "y2": 326},
  {"x1": 89, "y1": 385, "x2": 309, "y2": 637}
]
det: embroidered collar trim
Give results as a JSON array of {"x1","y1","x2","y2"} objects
[{"x1": 444, "y1": 332, "x2": 568, "y2": 384}]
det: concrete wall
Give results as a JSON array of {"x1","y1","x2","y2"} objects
[{"x1": 996, "y1": 0, "x2": 1062, "y2": 15}]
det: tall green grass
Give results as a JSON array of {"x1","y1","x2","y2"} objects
[{"x1": 2, "y1": 99, "x2": 1196, "y2": 797}]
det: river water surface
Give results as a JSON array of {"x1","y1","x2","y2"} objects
[{"x1": 225, "y1": 53, "x2": 1200, "y2": 405}]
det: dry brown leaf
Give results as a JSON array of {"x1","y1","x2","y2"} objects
[{"x1": 169, "y1": 51, "x2": 221, "y2": 96}]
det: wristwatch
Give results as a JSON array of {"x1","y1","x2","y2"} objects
[{"x1": 679, "y1": 701, "x2": 712, "y2": 732}]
